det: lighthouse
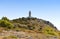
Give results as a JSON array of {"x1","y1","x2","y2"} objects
[{"x1": 29, "y1": 11, "x2": 31, "y2": 18}]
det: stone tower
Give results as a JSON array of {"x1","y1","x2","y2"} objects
[{"x1": 29, "y1": 11, "x2": 31, "y2": 18}]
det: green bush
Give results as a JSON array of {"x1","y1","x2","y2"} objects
[
  {"x1": 0, "y1": 20, "x2": 14, "y2": 29},
  {"x1": 1, "y1": 17, "x2": 9, "y2": 21}
]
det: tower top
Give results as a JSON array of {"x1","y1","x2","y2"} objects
[{"x1": 29, "y1": 11, "x2": 31, "y2": 13}]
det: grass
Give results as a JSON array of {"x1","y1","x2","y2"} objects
[
  {"x1": 3, "y1": 36, "x2": 18, "y2": 39},
  {"x1": 43, "y1": 25, "x2": 59, "y2": 36}
]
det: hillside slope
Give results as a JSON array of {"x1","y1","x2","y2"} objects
[{"x1": 0, "y1": 17, "x2": 60, "y2": 39}]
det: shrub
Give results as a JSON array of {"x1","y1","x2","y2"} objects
[
  {"x1": 22, "y1": 17, "x2": 25, "y2": 20},
  {"x1": 9, "y1": 35, "x2": 17, "y2": 38},
  {"x1": 48, "y1": 32, "x2": 55, "y2": 35},
  {"x1": 0, "y1": 20, "x2": 14, "y2": 29},
  {"x1": 3, "y1": 36, "x2": 17, "y2": 39},
  {"x1": 1, "y1": 17, "x2": 9, "y2": 21},
  {"x1": 27, "y1": 25, "x2": 35, "y2": 30}
]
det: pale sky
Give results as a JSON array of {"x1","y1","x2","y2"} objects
[{"x1": 0, "y1": 0, "x2": 60, "y2": 30}]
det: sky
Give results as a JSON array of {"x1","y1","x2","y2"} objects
[{"x1": 0, "y1": 0, "x2": 60, "y2": 30}]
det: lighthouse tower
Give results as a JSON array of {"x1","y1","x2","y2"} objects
[{"x1": 29, "y1": 11, "x2": 31, "y2": 18}]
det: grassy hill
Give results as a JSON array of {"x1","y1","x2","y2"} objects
[{"x1": 0, "y1": 17, "x2": 60, "y2": 39}]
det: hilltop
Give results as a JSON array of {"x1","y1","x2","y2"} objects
[{"x1": 0, "y1": 17, "x2": 60, "y2": 39}]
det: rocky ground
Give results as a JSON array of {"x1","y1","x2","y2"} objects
[{"x1": 0, "y1": 30, "x2": 59, "y2": 39}]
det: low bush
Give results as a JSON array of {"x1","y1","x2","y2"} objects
[{"x1": 0, "y1": 20, "x2": 14, "y2": 29}]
